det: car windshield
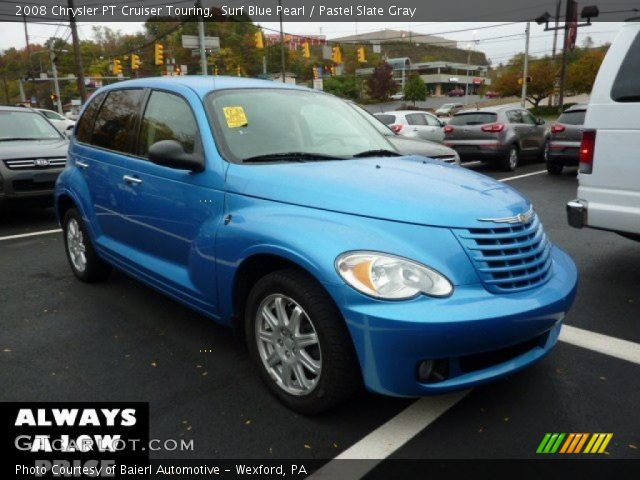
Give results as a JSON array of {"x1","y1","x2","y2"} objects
[
  {"x1": 374, "y1": 114, "x2": 396, "y2": 125},
  {"x1": 0, "y1": 111, "x2": 62, "y2": 140},
  {"x1": 206, "y1": 88, "x2": 394, "y2": 163},
  {"x1": 448, "y1": 112, "x2": 498, "y2": 126},
  {"x1": 351, "y1": 105, "x2": 394, "y2": 136},
  {"x1": 557, "y1": 110, "x2": 586, "y2": 125},
  {"x1": 439, "y1": 104, "x2": 455, "y2": 109}
]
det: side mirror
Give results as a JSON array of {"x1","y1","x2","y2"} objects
[
  {"x1": 148, "y1": 140, "x2": 204, "y2": 172},
  {"x1": 65, "y1": 129, "x2": 74, "y2": 140},
  {"x1": 536, "y1": 117, "x2": 546, "y2": 125}
]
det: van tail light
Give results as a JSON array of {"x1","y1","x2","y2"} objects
[
  {"x1": 390, "y1": 124, "x2": 403, "y2": 134},
  {"x1": 551, "y1": 124, "x2": 566, "y2": 134},
  {"x1": 579, "y1": 129, "x2": 596, "y2": 174},
  {"x1": 481, "y1": 123, "x2": 506, "y2": 133},
  {"x1": 443, "y1": 125, "x2": 455, "y2": 134}
]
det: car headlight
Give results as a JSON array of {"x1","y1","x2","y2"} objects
[{"x1": 335, "y1": 251, "x2": 453, "y2": 300}]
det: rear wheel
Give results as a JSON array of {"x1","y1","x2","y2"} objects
[
  {"x1": 245, "y1": 268, "x2": 360, "y2": 414},
  {"x1": 63, "y1": 208, "x2": 111, "y2": 282},
  {"x1": 546, "y1": 162, "x2": 564, "y2": 175},
  {"x1": 501, "y1": 145, "x2": 519, "y2": 172}
]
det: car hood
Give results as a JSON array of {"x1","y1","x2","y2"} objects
[
  {"x1": 0, "y1": 139, "x2": 68, "y2": 159},
  {"x1": 388, "y1": 136, "x2": 456, "y2": 158},
  {"x1": 226, "y1": 156, "x2": 531, "y2": 229}
]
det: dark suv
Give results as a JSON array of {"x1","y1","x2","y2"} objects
[
  {"x1": 0, "y1": 106, "x2": 68, "y2": 205},
  {"x1": 443, "y1": 106, "x2": 548, "y2": 171}
]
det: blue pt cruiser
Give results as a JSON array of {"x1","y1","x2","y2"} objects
[{"x1": 55, "y1": 77, "x2": 578, "y2": 413}]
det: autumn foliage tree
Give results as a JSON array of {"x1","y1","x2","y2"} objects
[
  {"x1": 566, "y1": 49, "x2": 607, "y2": 94},
  {"x1": 367, "y1": 62, "x2": 398, "y2": 101},
  {"x1": 493, "y1": 56, "x2": 556, "y2": 108}
]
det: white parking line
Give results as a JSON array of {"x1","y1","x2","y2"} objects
[
  {"x1": 499, "y1": 170, "x2": 547, "y2": 182},
  {"x1": 560, "y1": 324, "x2": 640, "y2": 365},
  {"x1": 309, "y1": 390, "x2": 469, "y2": 480},
  {"x1": 0, "y1": 228, "x2": 61, "y2": 241}
]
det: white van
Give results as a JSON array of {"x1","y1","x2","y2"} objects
[{"x1": 567, "y1": 20, "x2": 640, "y2": 241}]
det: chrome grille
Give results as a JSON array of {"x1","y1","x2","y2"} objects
[
  {"x1": 455, "y1": 213, "x2": 552, "y2": 293},
  {"x1": 3, "y1": 157, "x2": 66, "y2": 170}
]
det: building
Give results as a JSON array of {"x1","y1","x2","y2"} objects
[
  {"x1": 264, "y1": 33, "x2": 327, "y2": 51},
  {"x1": 330, "y1": 29, "x2": 457, "y2": 49},
  {"x1": 356, "y1": 58, "x2": 491, "y2": 96}
]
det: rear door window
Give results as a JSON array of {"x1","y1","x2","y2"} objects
[
  {"x1": 611, "y1": 32, "x2": 640, "y2": 102},
  {"x1": 506, "y1": 110, "x2": 523, "y2": 124},
  {"x1": 75, "y1": 92, "x2": 105, "y2": 143},
  {"x1": 521, "y1": 111, "x2": 537, "y2": 125},
  {"x1": 138, "y1": 90, "x2": 199, "y2": 156},
  {"x1": 406, "y1": 113, "x2": 427, "y2": 126},
  {"x1": 91, "y1": 89, "x2": 144, "y2": 153},
  {"x1": 448, "y1": 112, "x2": 497, "y2": 126},
  {"x1": 424, "y1": 114, "x2": 442, "y2": 127}
]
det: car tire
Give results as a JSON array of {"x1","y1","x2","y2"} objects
[
  {"x1": 546, "y1": 162, "x2": 564, "y2": 175},
  {"x1": 245, "y1": 268, "x2": 361, "y2": 414},
  {"x1": 63, "y1": 208, "x2": 112, "y2": 283},
  {"x1": 501, "y1": 145, "x2": 519, "y2": 172},
  {"x1": 541, "y1": 140, "x2": 551, "y2": 163}
]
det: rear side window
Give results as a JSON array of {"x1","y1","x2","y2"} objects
[
  {"x1": 611, "y1": 32, "x2": 640, "y2": 102},
  {"x1": 406, "y1": 113, "x2": 427, "y2": 126},
  {"x1": 75, "y1": 92, "x2": 105, "y2": 143},
  {"x1": 91, "y1": 89, "x2": 143, "y2": 153},
  {"x1": 375, "y1": 114, "x2": 396, "y2": 125},
  {"x1": 139, "y1": 91, "x2": 199, "y2": 156},
  {"x1": 448, "y1": 113, "x2": 497, "y2": 126},
  {"x1": 506, "y1": 110, "x2": 523, "y2": 123},
  {"x1": 557, "y1": 110, "x2": 586, "y2": 125}
]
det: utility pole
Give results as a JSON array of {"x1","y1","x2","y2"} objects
[
  {"x1": 521, "y1": 22, "x2": 531, "y2": 108},
  {"x1": 22, "y1": 14, "x2": 36, "y2": 102},
  {"x1": 49, "y1": 43, "x2": 63, "y2": 114},
  {"x1": 67, "y1": 0, "x2": 87, "y2": 102},
  {"x1": 197, "y1": 0, "x2": 207, "y2": 75},
  {"x1": 464, "y1": 47, "x2": 471, "y2": 105},
  {"x1": 558, "y1": 0, "x2": 575, "y2": 110},
  {"x1": 278, "y1": 0, "x2": 286, "y2": 82},
  {"x1": 549, "y1": 0, "x2": 561, "y2": 106},
  {"x1": 1, "y1": 72, "x2": 9, "y2": 103}
]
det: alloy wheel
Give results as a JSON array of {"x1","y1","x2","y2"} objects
[
  {"x1": 255, "y1": 294, "x2": 322, "y2": 396},
  {"x1": 66, "y1": 218, "x2": 87, "y2": 273}
]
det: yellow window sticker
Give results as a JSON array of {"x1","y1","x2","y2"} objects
[{"x1": 223, "y1": 106, "x2": 248, "y2": 128}]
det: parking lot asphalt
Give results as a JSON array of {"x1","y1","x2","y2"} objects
[{"x1": 1, "y1": 158, "x2": 639, "y2": 465}]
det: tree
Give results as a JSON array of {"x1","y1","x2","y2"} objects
[
  {"x1": 323, "y1": 76, "x2": 361, "y2": 100},
  {"x1": 403, "y1": 74, "x2": 428, "y2": 105},
  {"x1": 566, "y1": 49, "x2": 606, "y2": 94},
  {"x1": 366, "y1": 62, "x2": 397, "y2": 101},
  {"x1": 492, "y1": 56, "x2": 556, "y2": 108}
]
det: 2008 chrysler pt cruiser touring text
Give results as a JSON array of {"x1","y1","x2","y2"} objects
[{"x1": 55, "y1": 77, "x2": 578, "y2": 413}]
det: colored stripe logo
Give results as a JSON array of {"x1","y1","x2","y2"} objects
[{"x1": 537, "y1": 433, "x2": 613, "y2": 454}]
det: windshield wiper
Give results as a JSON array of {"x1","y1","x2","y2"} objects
[
  {"x1": 351, "y1": 149, "x2": 401, "y2": 158},
  {"x1": 0, "y1": 137, "x2": 55, "y2": 141},
  {"x1": 242, "y1": 152, "x2": 347, "y2": 163}
]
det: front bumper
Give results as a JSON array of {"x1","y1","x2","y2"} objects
[
  {"x1": 326, "y1": 246, "x2": 578, "y2": 397},
  {"x1": 446, "y1": 143, "x2": 510, "y2": 161},
  {"x1": 0, "y1": 166, "x2": 63, "y2": 203}
]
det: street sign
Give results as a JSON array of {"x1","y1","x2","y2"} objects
[
  {"x1": 313, "y1": 78, "x2": 323, "y2": 91},
  {"x1": 39, "y1": 73, "x2": 48, "y2": 79},
  {"x1": 182, "y1": 35, "x2": 220, "y2": 51},
  {"x1": 322, "y1": 45, "x2": 332, "y2": 60}
]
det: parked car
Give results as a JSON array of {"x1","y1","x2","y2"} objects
[
  {"x1": 435, "y1": 103, "x2": 464, "y2": 117},
  {"x1": 390, "y1": 93, "x2": 404, "y2": 100},
  {"x1": 0, "y1": 106, "x2": 68, "y2": 206},
  {"x1": 350, "y1": 103, "x2": 459, "y2": 164},
  {"x1": 56, "y1": 77, "x2": 578, "y2": 413},
  {"x1": 36, "y1": 108, "x2": 76, "y2": 135},
  {"x1": 448, "y1": 88, "x2": 465, "y2": 97},
  {"x1": 444, "y1": 106, "x2": 548, "y2": 171},
  {"x1": 485, "y1": 91, "x2": 500, "y2": 99},
  {"x1": 374, "y1": 110, "x2": 445, "y2": 143},
  {"x1": 545, "y1": 104, "x2": 587, "y2": 174},
  {"x1": 567, "y1": 21, "x2": 640, "y2": 241}
]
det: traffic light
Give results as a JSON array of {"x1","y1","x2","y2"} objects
[
  {"x1": 214, "y1": 65, "x2": 219, "y2": 75},
  {"x1": 50, "y1": 93, "x2": 58, "y2": 102},
  {"x1": 357, "y1": 47, "x2": 366, "y2": 63},
  {"x1": 131, "y1": 54, "x2": 141, "y2": 70},
  {"x1": 331, "y1": 45, "x2": 342, "y2": 64},
  {"x1": 113, "y1": 59, "x2": 122, "y2": 75},
  {"x1": 254, "y1": 31, "x2": 264, "y2": 49},
  {"x1": 312, "y1": 66, "x2": 319, "y2": 79},
  {"x1": 518, "y1": 76, "x2": 532, "y2": 85},
  {"x1": 154, "y1": 43, "x2": 164, "y2": 66},
  {"x1": 302, "y1": 41, "x2": 311, "y2": 59},
  {"x1": 330, "y1": 65, "x2": 337, "y2": 76}
]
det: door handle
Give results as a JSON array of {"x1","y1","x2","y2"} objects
[
  {"x1": 123, "y1": 175, "x2": 142, "y2": 185},
  {"x1": 76, "y1": 160, "x2": 89, "y2": 169}
]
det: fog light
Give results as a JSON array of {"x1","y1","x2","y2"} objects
[{"x1": 417, "y1": 360, "x2": 434, "y2": 382}]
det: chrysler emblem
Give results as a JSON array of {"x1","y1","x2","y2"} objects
[{"x1": 479, "y1": 207, "x2": 534, "y2": 224}]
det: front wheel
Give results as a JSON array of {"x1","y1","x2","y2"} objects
[
  {"x1": 501, "y1": 145, "x2": 519, "y2": 172},
  {"x1": 245, "y1": 269, "x2": 360, "y2": 414},
  {"x1": 63, "y1": 208, "x2": 112, "y2": 282}
]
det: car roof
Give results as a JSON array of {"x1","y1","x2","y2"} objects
[
  {"x1": 563, "y1": 104, "x2": 588, "y2": 112},
  {"x1": 97, "y1": 75, "x2": 310, "y2": 99},
  {"x1": 380, "y1": 110, "x2": 436, "y2": 115},
  {"x1": 0, "y1": 105, "x2": 38, "y2": 112},
  {"x1": 453, "y1": 105, "x2": 513, "y2": 115}
]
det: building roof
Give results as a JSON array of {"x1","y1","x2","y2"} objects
[{"x1": 330, "y1": 29, "x2": 457, "y2": 48}]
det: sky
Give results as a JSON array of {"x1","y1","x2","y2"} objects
[{"x1": 0, "y1": 20, "x2": 624, "y2": 64}]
